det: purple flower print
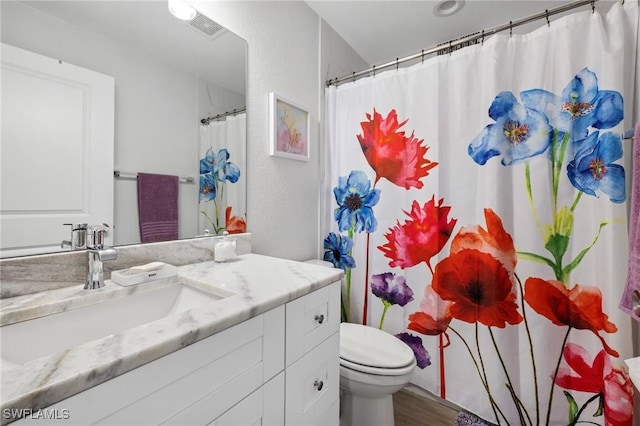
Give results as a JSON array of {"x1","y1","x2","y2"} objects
[
  {"x1": 371, "y1": 272, "x2": 414, "y2": 306},
  {"x1": 396, "y1": 332, "x2": 431, "y2": 369}
]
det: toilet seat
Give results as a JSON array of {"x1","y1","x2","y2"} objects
[
  {"x1": 340, "y1": 322, "x2": 415, "y2": 376},
  {"x1": 340, "y1": 357, "x2": 416, "y2": 377}
]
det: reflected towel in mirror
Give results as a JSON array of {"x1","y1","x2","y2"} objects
[{"x1": 137, "y1": 172, "x2": 179, "y2": 243}]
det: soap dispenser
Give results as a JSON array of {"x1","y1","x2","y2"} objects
[{"x1": 214, "y1": 231, "x2": 237, "y2": 262}]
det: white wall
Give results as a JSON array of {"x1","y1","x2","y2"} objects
[{"x1": 192, "y1": 1, "x2": 367, "y2": 260}]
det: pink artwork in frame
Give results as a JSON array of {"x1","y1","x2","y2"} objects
[{"x1": 269, "y1": 92, "x2": 310, "y2": 161}]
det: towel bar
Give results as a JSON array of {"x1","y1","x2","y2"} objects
[{"x1": 113, "y1": 170, "x2": 195, "y2": 184}]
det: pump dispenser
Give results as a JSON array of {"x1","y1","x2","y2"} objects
[{"x1": 214, "y1": 232, "x2": 237, "y2": 262}]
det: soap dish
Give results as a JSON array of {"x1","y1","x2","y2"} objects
[{"x1": 111, "y1": 262, "x2": 178, "y2": 286}]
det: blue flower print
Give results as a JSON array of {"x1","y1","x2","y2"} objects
[
  {"x1": 214, "y1": 148, "x2": 241, "y2": 183},
  {"x1": 567, "y1": 131, "x2": 625, "y2": 203},
  {"x1": 371, "y1": 272, "x2": 414, "y2": 307},
  {"x1": 199, "y1": 173, "x2": 216, "y2": 202},
  {"x1": 396, "y1": 332, "x2": 431, "y2": 369},
  {"x1": 200, "y1": 147, "x2": 215, "y2": 174},
  {"x1": 323, "y1": 232, "x2": 356, "y2": 271},
  {"x1": 468, "y1": 91, "x2": 552, "y2": 166},
  {"x1": 334, "y1": 170, "x2": 381, "y2": 233},
  {"x1": 200, "y1": 148, "x2": 241, "y2": 183},
  {"x1": 521, "y1": 67, "x2": 623, "y2": 141}
]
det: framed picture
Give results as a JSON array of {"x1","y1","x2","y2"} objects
[{"x1": 269, "y1": 92, "x2": 310, "y2": 161}]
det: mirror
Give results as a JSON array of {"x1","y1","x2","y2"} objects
[{"x1": 0, "y1": 1, "x2": 247, "y2": 257}]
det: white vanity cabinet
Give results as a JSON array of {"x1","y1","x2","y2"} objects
[
  {"x1": 285, "y1": 281, "x2": 341, "y2": 425},
  {"x1": 14, "y1": 281, "x2": 341, "y2": 426}
]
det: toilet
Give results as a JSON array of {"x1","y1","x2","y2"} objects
[
  {"x1": 339, "y1": 322, "x2": 416, "y2": 426},
  {"x1": 303, "y1": 259, "x2": 416, "y2": 426}
]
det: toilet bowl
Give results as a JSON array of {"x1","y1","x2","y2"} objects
[{"x1": 339, "y1": 322, "x2": 416, "y2": 426}]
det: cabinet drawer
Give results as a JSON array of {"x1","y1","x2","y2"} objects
[
  {"x1": 285, "y1": 332, "x2": 339, "y2": 426},
  {"x1": 286, "y1": 281, "x2": 340, "y2": 366}
]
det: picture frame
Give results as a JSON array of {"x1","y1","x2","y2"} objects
[{"x1": 269, "y1": 92, "x2": 310, "y2": 161}]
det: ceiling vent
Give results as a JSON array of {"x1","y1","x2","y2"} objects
[{"x1": 188, "y1": 12, "x2": 226, "y2": 39}]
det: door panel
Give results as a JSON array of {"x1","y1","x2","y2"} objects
[{"x1": 1, "y1": 43, "x2": 114, "y2": 257}]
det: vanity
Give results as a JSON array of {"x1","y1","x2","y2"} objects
[{"x1": 0, "y1": 249, "x2": 343, "y2": 425}]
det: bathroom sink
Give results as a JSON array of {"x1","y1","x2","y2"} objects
[{"x1": 0, "y1": 281, "x2": 231, "y2": 365}]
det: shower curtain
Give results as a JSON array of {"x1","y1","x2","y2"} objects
[
  {"x1": 322, "y1": 3, "x2": 638, "y2": 425},
  {"x1": 198, "y1": 113, "x2": 247, "y2": 235}
]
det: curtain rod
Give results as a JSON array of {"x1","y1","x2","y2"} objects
[
  {"x1": 201, "y1": 107, "x2": 246, "y2": 125},
  {"x1": 327, "y1": 0, "x2": 598, "y2": 87}
]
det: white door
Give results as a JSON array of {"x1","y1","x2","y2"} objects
[{"x1": 1, "y1": 43, "x2": 114, "y2": 257}]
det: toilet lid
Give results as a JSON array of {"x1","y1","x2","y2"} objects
[{"x1": 340, "y1": 322, "x2": 415, "y2": 369}]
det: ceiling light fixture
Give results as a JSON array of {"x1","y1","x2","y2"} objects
[
  {"x1": 433, "y1": 0, "x2": 465, "y2": 17},
  {"x1": 168, "y1": 0, "x2": 196, "y2": 21}
]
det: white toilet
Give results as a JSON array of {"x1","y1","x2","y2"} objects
[
  {"x1": 339, "y1": 322, "x2": 416, "y2": 426},
  {"x1": 302, "y1": 260, "x2": 416, "y2": 426}
]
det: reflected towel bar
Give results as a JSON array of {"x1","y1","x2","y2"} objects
[{"x1": 113, "y1": 170, "x2": 195, "y2": 184}]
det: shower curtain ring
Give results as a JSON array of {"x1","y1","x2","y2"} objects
[
  {"x1": 509, "y1": 21, "x2": 513, "y2": 37},
  {"x1": 352, "y1": 72, "x2": 356, "y2": 83},
  {"x1": 545, "y1": 10, "x2": 550, "y2": 26},
  {"x1": 372, "y1": 65, "x2": 376, "y2": 77},
  {"x1": 481, "y1": 30, "x2": 485, "y2": 45},
  {"x1": 421, "y1": 49, "x2": 424, "y2": 64},
  {"x1": 396, "y1": 58, "x2": 399, "y2": 71},
  {"x1": 449, "y1": 40, "x2": 453, "y2": 55},
  {"x1": 591, "y1": 1, "x2": 595, "y2": 13}
]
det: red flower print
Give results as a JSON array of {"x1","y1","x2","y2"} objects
[
  {"x1": 450, "y1": 208, "x2": 517, "y2": 274},
  {"x1": 408, "y1": 286, "x2": 452, "y2": 336},
  {"x1": 524, "y1": 278, "x2": 619, "y2": 357},
  {"x1": 225, "y1": 206, "x2": 246, "y2": 234},
  {"x1": 378, "y1": 196, "x2": 456, "y2": 272},
  {"x1": 431, "y1": 249, "x2": 523, "y2": 328},
  {"x1": 555, "y1": 343, "x2": 633, "y2": 426},
  {"x1": 357, "y1": 109, "x2": 437, "y2": 189}
]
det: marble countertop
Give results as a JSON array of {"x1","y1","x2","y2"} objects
[{"x1": 0, "y1": 254, "x2": 343, "y2": 423}]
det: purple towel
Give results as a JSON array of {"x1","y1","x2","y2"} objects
[
  {"x1": 620, "y1": 121, "x2": 640, "y2": 322},
  {"x1": 137, "y1": 172, "x2": 179, "y2": 243}
]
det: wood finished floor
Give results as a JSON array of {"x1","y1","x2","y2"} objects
[{"x1": 393, "y1": 388, "x2": 460, "y2": 426}]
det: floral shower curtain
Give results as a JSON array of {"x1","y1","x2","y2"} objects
[
  {"x1": 198, "y1": 113, "x2": 247, "y2": 235},
  {"x1": 322, "y1": 3, "x2": 638, "y2": 425}
]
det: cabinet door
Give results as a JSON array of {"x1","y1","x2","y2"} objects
[
  {"x1": 213, "y1": 372, "x2": 284, "y2": 426},
  {"x1": 286, "y1": 281, "x2": 340, "y2": 366},
  {"x1": 285, "y1": 332, "x2": 339, "y2": 426}
]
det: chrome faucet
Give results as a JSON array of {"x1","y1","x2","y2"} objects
[{"x1": 85, "y1": 224, "x2": 117, "y2": 290}]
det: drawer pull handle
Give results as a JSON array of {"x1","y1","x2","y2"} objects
[
  {"x1": 314, "y1": 314, "x2": 325, "y2": 324},
  {"x1": 314, "y1": 380, "x2": 324, "y2": 391}
]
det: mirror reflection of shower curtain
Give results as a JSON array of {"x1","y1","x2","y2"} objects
[{"x1": 198, "y1": 113, "x2": 246, "y2": 235}]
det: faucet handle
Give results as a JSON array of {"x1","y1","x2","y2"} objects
[{"x1": 87, "y1": 223, "x2": 110, "y2": 250}]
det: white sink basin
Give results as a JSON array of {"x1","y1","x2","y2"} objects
[{"x1": 1, "y1": 282, "x2": 231, "y2": 365}]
